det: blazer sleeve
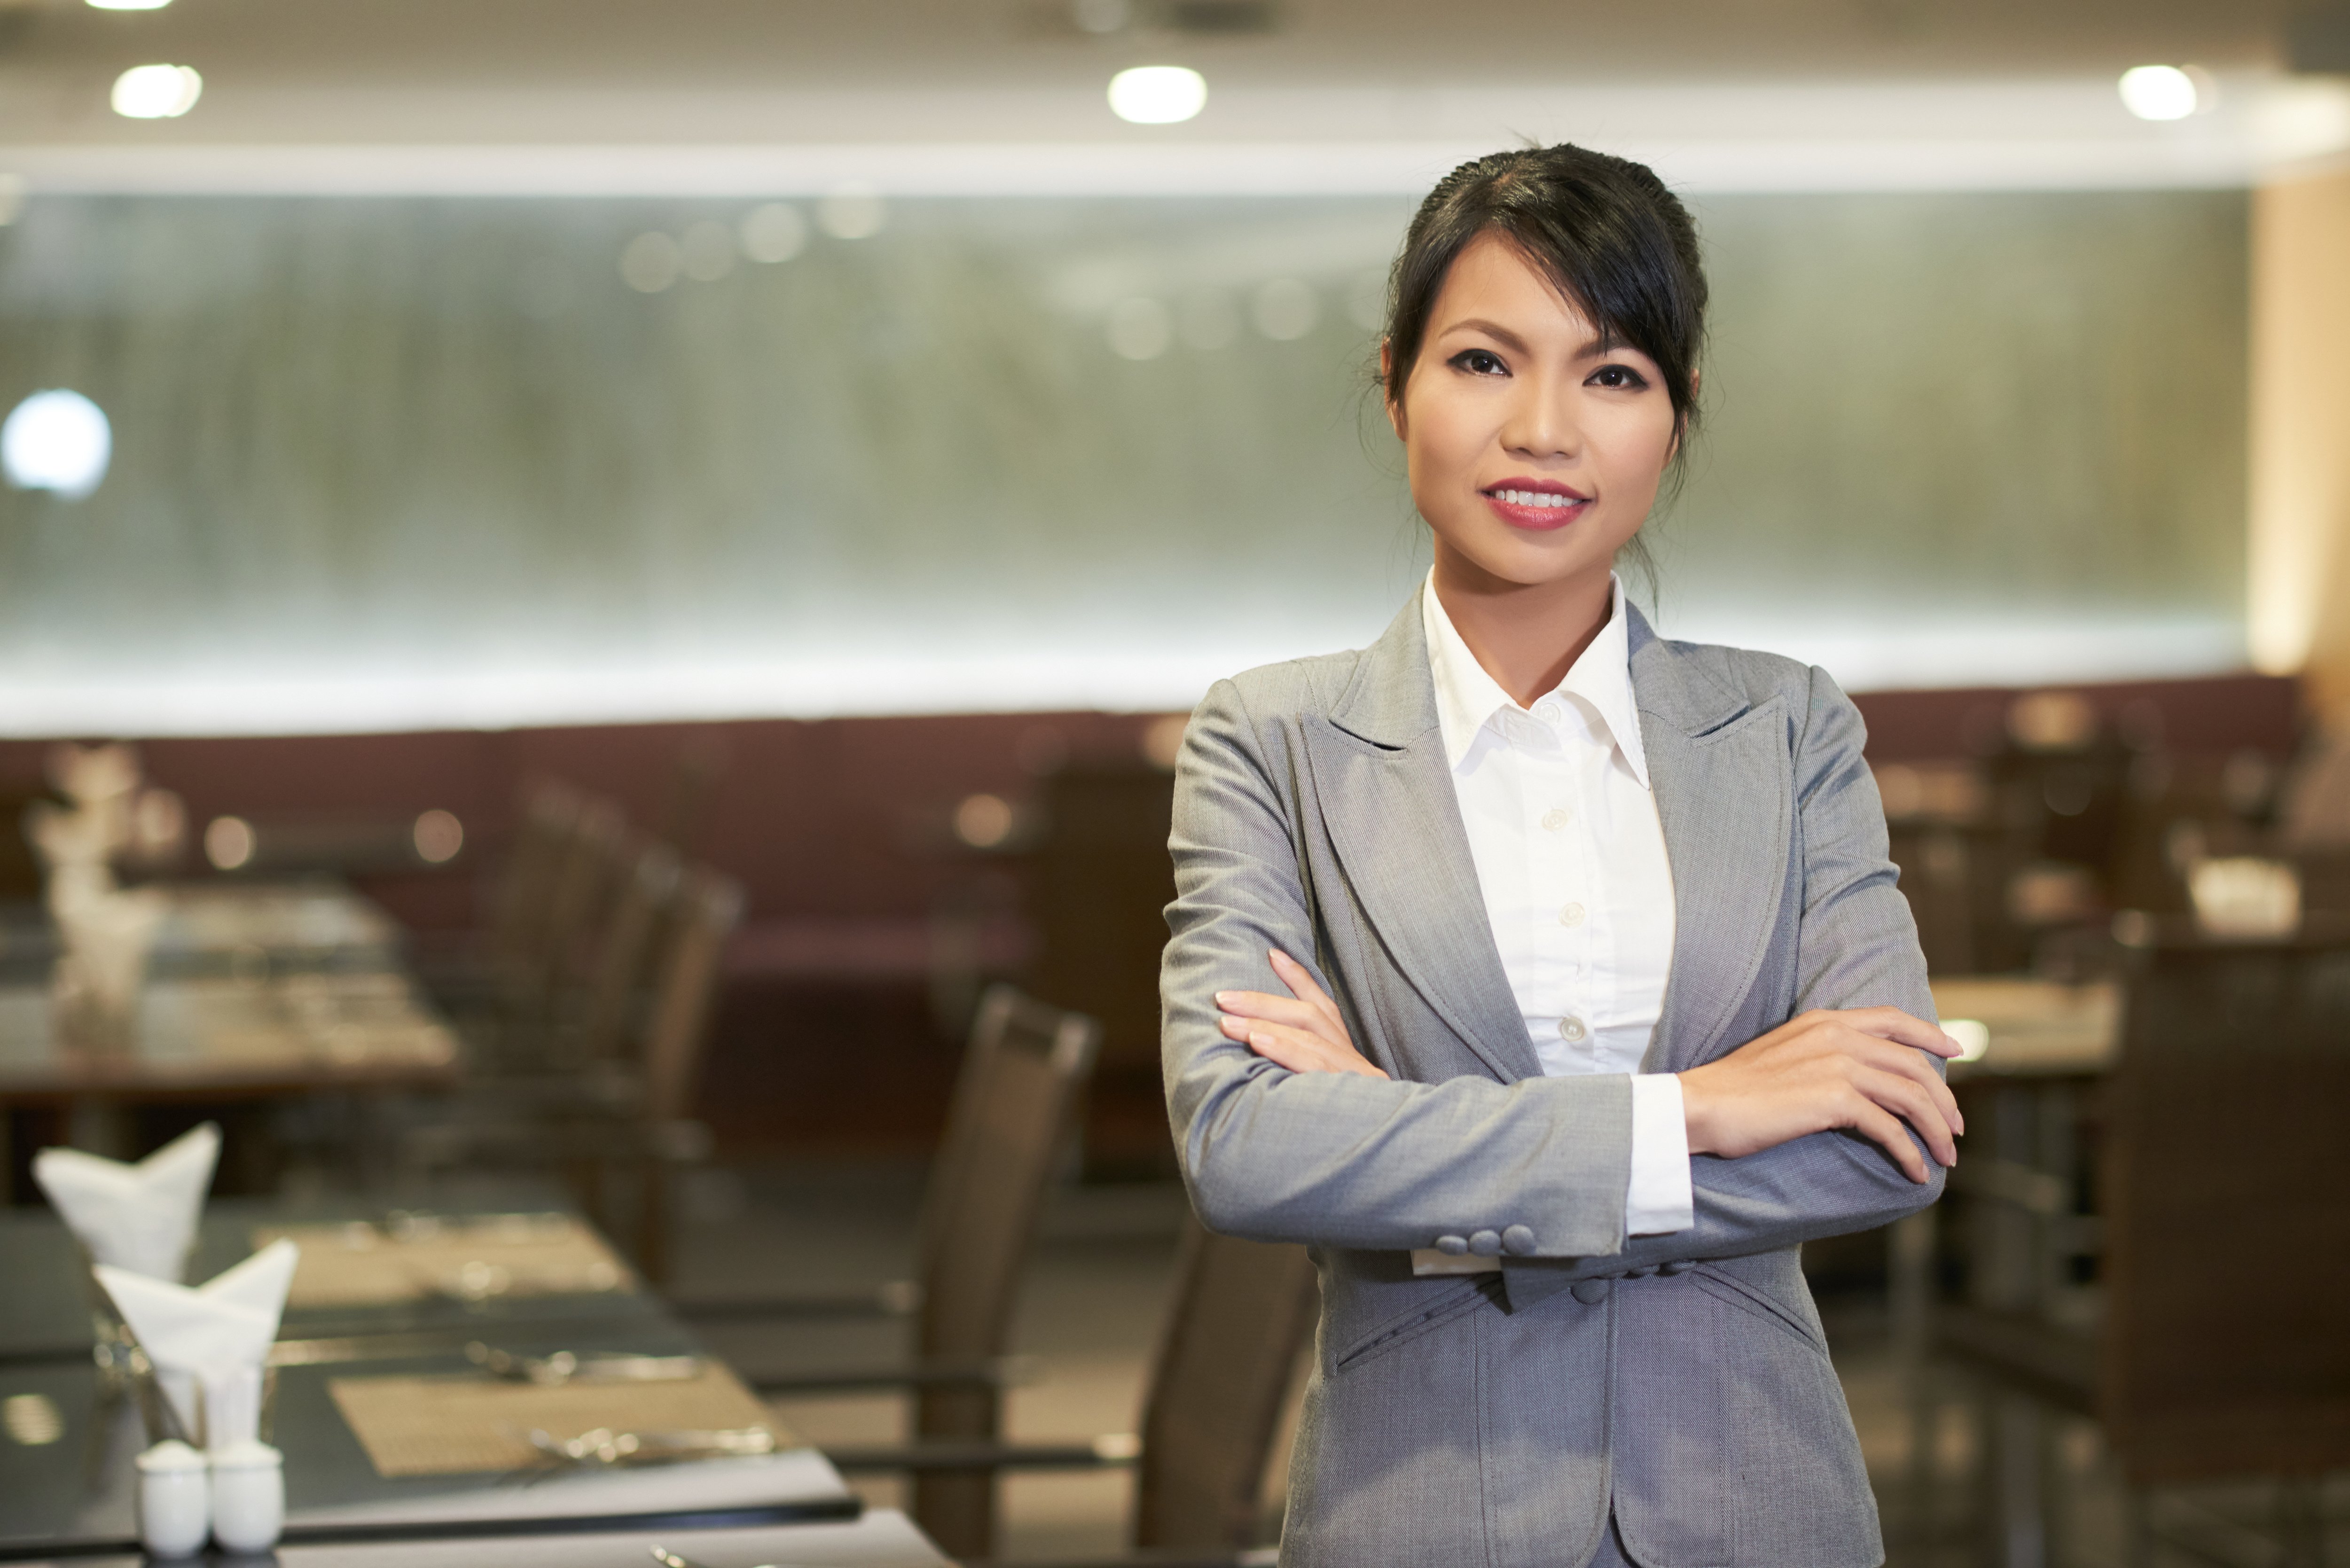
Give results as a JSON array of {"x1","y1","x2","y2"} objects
[
  {"x1": 1525, "y1": 664, "x2": 1946, "y2": 1284},
  {"x1": 1161, "y1": 675, "x2": 1637, "y2": 1257}
]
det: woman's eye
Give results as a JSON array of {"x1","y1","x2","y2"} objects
[
  {"x1": 1588, "y1": 363, "x2": 1651, "y2": 390},
  {"x1": 1449, "y1": 349, "x2": 1507, "y2": 376}
]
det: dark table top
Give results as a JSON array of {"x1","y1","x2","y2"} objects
[
  {"x1": 0, "y1": 1194, "x2": 858, "y2": 1560},
  {"x1": 1, "y1": 1193, "x2": 654, "y2": 1365},
  {"x1": 0, "y1": 1513, "x2": 950, "y2": 1568}
]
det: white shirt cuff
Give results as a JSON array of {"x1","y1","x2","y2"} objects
[{"x1": 1625, "y1": 1073, "x2": 1694, "y2": 1237}]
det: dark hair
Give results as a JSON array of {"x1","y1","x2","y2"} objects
[{"x1": 1382, "y1": 144, "x2": 1708, "y2": 468}]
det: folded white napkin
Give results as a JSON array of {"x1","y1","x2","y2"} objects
[
  {"x1": 33, "y1": 1123, "x2": 221, "y2": 1281},
  {"x1": 98, "y1": 1238, "x2": 300, "y2": 1450}
]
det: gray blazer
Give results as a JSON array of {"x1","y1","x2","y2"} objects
[{"x1": 1160, "y1": 594, "x2": 1943, "y2": 1568}]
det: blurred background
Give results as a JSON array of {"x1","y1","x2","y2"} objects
[{"x1": 0, "y1": 2, "x2": 2348, "y2": 1565}]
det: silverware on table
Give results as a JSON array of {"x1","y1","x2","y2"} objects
[
  {"x1": 465, "y1": 1342, "x2": 702, "y2": 1385},
  {"x1": 522, "y1": 1424, "x2": 776, "y2": 1467},
  {"x1": 648, "y1": 1545, "x2": 802, "y2": 1568}
]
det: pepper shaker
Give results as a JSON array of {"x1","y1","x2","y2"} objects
[{"x1": 208, "y1": 1439, "x2": 284, "y2": 1553}]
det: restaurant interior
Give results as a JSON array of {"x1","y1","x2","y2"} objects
[{"x1": 1, "y1": 0, "x2": 2348, "y2": 1564}]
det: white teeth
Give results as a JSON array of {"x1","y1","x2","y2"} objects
[{"x1": 1498, "y1": 489, "x2": 1574, "y2": 509}]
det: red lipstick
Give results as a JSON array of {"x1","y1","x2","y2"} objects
[{"x1": 1480, "y1": 477, "x2": 1592, "y2": 532}]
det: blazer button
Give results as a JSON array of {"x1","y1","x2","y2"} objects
[
  {"x1": 1501, "y1": 1225, "x2": 1536, "y2": 1256},
  {"x1": 1468, "y1": 1229, "x2": 1503, "y2": 1257},
  {"x1": 1571, "y1": 1279, "x2": 1612, "y2": 1305},
  {"x1": 1435, "y1": 1234, "x2": 1469, "y2": 1256}
]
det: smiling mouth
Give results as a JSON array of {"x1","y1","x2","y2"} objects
[
  {"x1": 1485, "y1": 487, "x2": 1584, "y2": 511},
  {"x1": 1481, "y1": 484, "x2": 1592, "y2": 530}
]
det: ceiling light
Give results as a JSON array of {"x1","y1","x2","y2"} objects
[
  {"x1": 1109, "y1": 65, "x2": 1207, "y2": 125},
  {"x1": 111, "y1": 64, "x2": 203, "y2": 120},
  {"x1": 88, "y1": 0, "x2": 173, "y2": 9},
  {"x1": 2119, "y1": 65, "x2": 2198, "y2": 122},
  {"x1": 2, "y1": 390, "x2": 112, "y2": 499}
]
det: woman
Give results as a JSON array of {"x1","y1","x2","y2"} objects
[{"x1": 1160, "y1": 144, "x2": 1964, "y2": 1568}]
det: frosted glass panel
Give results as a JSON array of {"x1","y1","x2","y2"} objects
[{"x1": 0, "y1": 190, "x2": 2245, "y2": 734}]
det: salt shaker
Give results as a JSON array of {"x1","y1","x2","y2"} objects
[
  {"x1": 135, "y1": 1440, "x2": 210, "y2": 1559},
  {"x1": 208, "y1": 1439, "x2": 284, "y2": 1553}
]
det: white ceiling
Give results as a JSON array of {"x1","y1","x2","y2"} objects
[{"x1": 0, "y1": 0, "x2": 2342, "y2": 192}]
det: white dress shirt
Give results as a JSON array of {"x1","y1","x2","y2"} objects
[{"x1": 1422, "y1": 572, "x2": 1694, "y2": 1238}]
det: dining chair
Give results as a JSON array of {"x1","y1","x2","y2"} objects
[
  {"x1": 629, "y1": 865, "x2": 745, "y2": 1282},
  {"x1": 517, "y1": 794, "x2": 629, "y2": 1036},
  {"x1": 487, "y1": 780, "x2": 586, "y2": 982},
  {"x1": 573, "y1": 837, "x2": 685, "y2": 1068},
  {"x1": 742, "y1": 985, "x2": 1101, "y2": 1560},
  {"x1": 823, "y1": 1217, "x2": 1319, "y2": 1567},
  {"x1": 1935, "y1": 915, "x2": 2350, "y2": 1567},
  {"x1": 401, "y1": 856, "x2": 742, "y2": 1285}
]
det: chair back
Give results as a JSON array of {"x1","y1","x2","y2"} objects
[
  {"x1": 577, "y1": 838, "x2": 683, "y2": 1066},
  {"x1": 490, "y1": 782, "x2": 582, "y2": 968},
  {"x1": 910, "y1": 984, "x2": 1100, "y2": 1557},
  {"x1": 526, "y1": 796, "x2": 627, "y2": 1017},
  {"x1": 1132, "y1": 1220, "x2": 1319, "y2": 1552},
  {"x1": 2102, "y1": 918, "x2": 2350, "y2": 1482},
  {"x1": 638, "y1": 867, "x2": 744, "y2": 1125}
]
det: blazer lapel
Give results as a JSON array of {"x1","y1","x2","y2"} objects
[
  {"x1": 1629, "y1": 606, "x2": 1794, "y2": 1073},
  {"x1": 1301, "y1": 601, "x2": 1541, "y2": 1085}
]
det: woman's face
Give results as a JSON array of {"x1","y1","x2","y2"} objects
[{"x1": 1387, "y1": 231, "x2": 1679, "y2": 593}]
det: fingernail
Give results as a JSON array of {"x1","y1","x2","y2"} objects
[{"x1": 1214, "y1": 992, "x2": 1232, "y2": 1005}]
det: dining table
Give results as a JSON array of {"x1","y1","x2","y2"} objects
[
  {"x1": 0, "y1": 1189, "x2": 946, "y2": 1565},
  {"x1": 0, "y1": 880, "x2": 466, "y2": 1193}
]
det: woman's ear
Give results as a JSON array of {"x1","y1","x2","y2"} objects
[{"x1": 1380, "y1": 338, "x2": 1406, "y2": 440}]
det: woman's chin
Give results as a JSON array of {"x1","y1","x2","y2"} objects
[{"x1": 1436, "y1": 527, "x2": 1621, "y2": 592}]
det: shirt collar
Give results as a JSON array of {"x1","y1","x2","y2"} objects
[{"x1": 1420, "y1": 570, "x2": 1652, "y2": 790}]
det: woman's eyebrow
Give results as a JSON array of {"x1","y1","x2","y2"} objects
[
  {"x1": 1436, "y1": 317, "x2": 1532, "y2": 354},
  {"x1": 1440, "y1": 317, "x2": 1628, "y2": 362}
]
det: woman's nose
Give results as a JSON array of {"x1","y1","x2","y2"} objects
[{"x1": 1499, "y1": 379, "x2": 1582, "y2": 460}]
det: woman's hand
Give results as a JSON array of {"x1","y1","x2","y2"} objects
[
  {"x1": 1216, "y1": 950, "x2": 1388, "y2": 1079},
  {"x1": 1678, "y1": 1007, "x2": 1965, "y2": 1184}
]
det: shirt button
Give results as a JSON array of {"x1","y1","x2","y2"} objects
[
  {"x1": 1535, "y1": 700, "x2": 1561, "y2": 724},
  {"x1": 1559, "y1": 1016, "x2": 1589, "y2": 1044},
  {"x1": 1559, "y1": 903, "x2": 1586, "y2": 927},
  {"x1": 1540, "y1": 808, "x2": 1570, "y2": 832}
]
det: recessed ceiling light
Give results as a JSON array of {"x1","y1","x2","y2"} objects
[
  {"x1": 2, "y1": 390, "x2": 112, "y2": 499},
  {"x1": 87, "y1": 0, "x2": 173, "y2": 10},
  {"x1": 1109, "y1": 65, "x2": 1207, "y2": 125},
  {"x1": 2118, "y1": 65, "x2": 2199, "y2": 122},
  {"x1": 111, "y1": 64, "x2": 203, "y2": 120}
]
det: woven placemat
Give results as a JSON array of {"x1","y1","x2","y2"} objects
[
  {"x1": 327, "y1": 1363, "x2": 783, "y2": 1478},
  {"x1": 258, "y1": 1213, "x2": 635, "y2": 1308}
]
